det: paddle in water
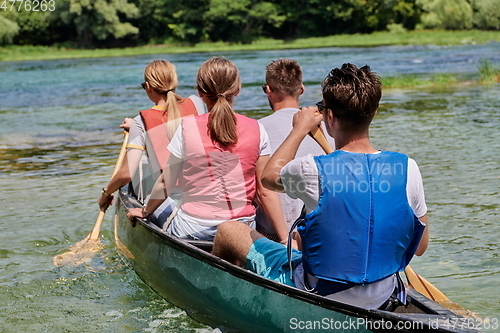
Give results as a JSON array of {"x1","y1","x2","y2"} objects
[{"x1": 53, "y1": 131, "x2": 129, "y2": 266}]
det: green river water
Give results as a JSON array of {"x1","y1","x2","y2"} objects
[{"x1": 0, "y1": 44, "x2": 499, "y2": 332}]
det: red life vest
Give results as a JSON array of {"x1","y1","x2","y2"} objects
[
  {"x1": 179, "y1": 113, "x2": 260, "y2": 220},
  {"x1": 140, "y1": 98, "x2": 198, "y2": 172}
]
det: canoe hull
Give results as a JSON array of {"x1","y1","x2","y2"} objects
[{"x1": 115, "y1": 190, "x2": 478, "y2": 333}]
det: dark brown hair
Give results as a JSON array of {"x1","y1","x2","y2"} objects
[
  {"x1": 265, "y1": 58, "x2": 303, "y2": 97},
  {"x1": 322, "y1": 63, "x2": 382, "y2": 130}
]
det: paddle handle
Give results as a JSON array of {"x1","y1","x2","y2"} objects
[
  {"x1": 309, "y1": 126, "x2": 333, "y2": 154},
  {"x1": 111, "y1": 131, "x2": 129, "y2": 178},
  {"x1": 89, "y1": 131, "x2": 129, "y2": 241}
]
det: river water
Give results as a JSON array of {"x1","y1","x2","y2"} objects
[{"x1": 0, "y1": 43, "x2": 499, "y2": 332}]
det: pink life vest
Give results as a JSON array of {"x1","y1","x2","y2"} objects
[
  {"x1": 179, "y1": 113, "x2": 260, "y2": 220},
  {"x1": 140, "y1": 98, "x2": 198, "y2": 171}
]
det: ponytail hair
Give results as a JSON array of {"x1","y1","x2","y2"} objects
[
  {"x1": 144, "y1": 60, "x2": 182, "y2": 139},
  {"x1": 196, "y1": 57, "x2": 240, "y2": 146}
]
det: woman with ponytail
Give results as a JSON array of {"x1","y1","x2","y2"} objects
[
  {"x1": 98, "y1": 60, "x2": 205, "y2": 223},
  {"x1": 128, "y1": 57, "x2": 275, "y2": 241}
]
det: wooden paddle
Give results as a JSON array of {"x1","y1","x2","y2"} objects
[
  {"x1": 309, "y1": 125, "x2": 333, "y2": 154},
  {"x1": 404, "y1": 266, "x2": 474, "y2": 316},
  {"x1": 53, "y1": 131, "x2": 129, "y2": 266},
  {"x1": 308, "y1": 125, "x2": 474, "y2": 315}
]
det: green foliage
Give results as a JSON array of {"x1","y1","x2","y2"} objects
[
  {"x1": 471, "y1": 0, "x2": 500, "y2": 30},
  {"x1": 392, "y1": 0, "x2": 422, "y2": 29},
  {"x1": 0, "y1": 15, "x2": 20, "y2": 45},
  {"x1": 418, "y1": 0, "x2": 473, "y2": 29},
  {"x1": 382, "y1": 73, "x2": 461, "y2": 88},
  {"x1": 267, "y1": 0, "x2": 325, "y2": 39},
  {"x1": 131, "y1": 0, "x2": 209, "y2": 45},
  {"x1": 1, "y1": 7, "x2": 72, "y2": 46},
  {"x1": 2, "y1": 0, "x2": 500, "y2": 48},
  {"x1": 382, "y1": 74, "x2": 425, "y2": 88},
  {"x1": 387, "y1": 23, "x2": 407, "y2": 33},
  {"x1": 57, "y1": 0, "x2": 140, "y2": 47},
  {"x1": 2, "y1": 30, "x2": 500, "y2": 62},
  {"x1": 477, "y1": 59, "x2": 500, "y2": 83},
  {"x1": 12, "y1": 10, "x2": 59, "y2": 45},
  {"x1": 204, "y1": 0, "x2": 285, "y2": 43},
  {"x1": 432, "y1": 73, "x2": 457, "y2": 85},
  {"x1": 320, "y1": 0, "x2": 423, "y2": 35}
]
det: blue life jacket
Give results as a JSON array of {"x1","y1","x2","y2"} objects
[{"x1": 299, "y1": 150, "x2": 425, "y2": 286}]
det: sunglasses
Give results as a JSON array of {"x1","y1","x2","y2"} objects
[
  {"x1": 315, "y1": 101, "x2": 329, "y2": 113},
  {"x1": 262, "y1": 84, "x2": 274, "y2": 94},
  {"x1": 141, "y1": 82, "x2": 147, "y2": 90}
]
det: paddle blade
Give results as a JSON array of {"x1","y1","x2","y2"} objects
[
  {"x1": 53, "y1": 211, "x2": 105, "y2": 266},
  {"x1": 405, "y1": 265, "x2": 448, "y2": 302},
  {"x1": 52, "y1": 237, "x2": 104, "y2": 267},
  {"x1": 404, "y1": 266, "x2": 475, "y2": 317}
]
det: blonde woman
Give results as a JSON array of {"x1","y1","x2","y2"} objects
[
  {"x1": 127, "y1": 57, "x2": 274, "y2": 241},
  {"x1": 98, "y1": 60, "x2": 205, "y2": 221}
]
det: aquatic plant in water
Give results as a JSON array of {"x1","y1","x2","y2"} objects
[{"x1": 477, "y1": 59, "x2": 500, "y2": 83}]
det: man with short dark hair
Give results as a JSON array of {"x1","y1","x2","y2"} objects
[
  {"x1": 213, "y1": 63, "x2": 429, "y2": 309},
  {"x1": 256, "y1": 58, "x2": 334, "y2": 245}
]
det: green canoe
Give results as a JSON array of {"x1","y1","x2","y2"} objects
[{"x1": 114, "y1": 188, "x2": 479, "y2": 333}]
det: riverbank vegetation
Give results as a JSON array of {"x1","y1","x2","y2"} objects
[
  {"x1": 1, "y1": 0, "x2": 500, "y2": 50},
  {"x1": 477, "y1": 59, "x2": 500, "y2": 83},
  {"x1": 1, "y1": 30, "x2": 500, "y2": 62},
  {"x1": 382, "y1": 59, "x2": 500, "y2": 89}
]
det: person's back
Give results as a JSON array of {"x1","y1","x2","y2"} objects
[
  {"x1": 98, "y1": 59, "x2": 204, "y2": 221},
  {"x1": 128, "y1": 60, "x2": 205, "y2": 180},
  {"x1": 178, "y1": 112, "x2": 261, "y2": 220},
  {"x1": 257, "y1": 59, "x2": 334, "y2": 238},
  {"x1": 301, "y1": 151, "x2": 423, "y2": 284}
]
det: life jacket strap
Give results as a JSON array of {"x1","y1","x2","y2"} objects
[{"x1": 287, "y1": 206, "x2": 306, "y2": 280}]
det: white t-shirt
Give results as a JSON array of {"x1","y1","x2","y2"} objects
[
  {"x1": 280, "y1": 152, "x2": 427, "y2": 309},
  {"x1": 256, "y1": 107, "x2": 335, "y2": 233}
]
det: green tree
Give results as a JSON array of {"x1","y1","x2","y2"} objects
[
  {"x1": 13, "y1": 10, "x2": 52, "y2": 44},
  {"x1": 270, "y1": 0, "x2": 328, "y2": 39},
  {"x1": 204, "y1": 0, "x2": 285, "y2": 43},
  {"x1": 167, "y1": 0, "x2": 209, "y2": 44},
  {"x1": 384, "y1": 0, "x2": 422, "y2": 30},
  {"x1": 417, "y1": 0, "x2": 473, "y2": 29},
  {"x1": 57, "y1": 0, "x2": 140, "y2": 47},
  {"x1": 471, "y1": 0, "x2": 500, "y2": 30},
  {"x1": 0, "y1": 14, "x2": 20, "y2": 45},
  {"x1": 1, "y1": 6, "x2": 72, "y2": 46},
  {"x1": 128, "y1": 0, "x2": 208, "y2": 45},
  {"x1": 318, "y1": 0, "x2": 422, "y2": 35}
]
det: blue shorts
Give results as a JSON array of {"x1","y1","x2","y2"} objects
[{"x1": 246, "y1": 238, "x2": 303, "y2": 286}]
